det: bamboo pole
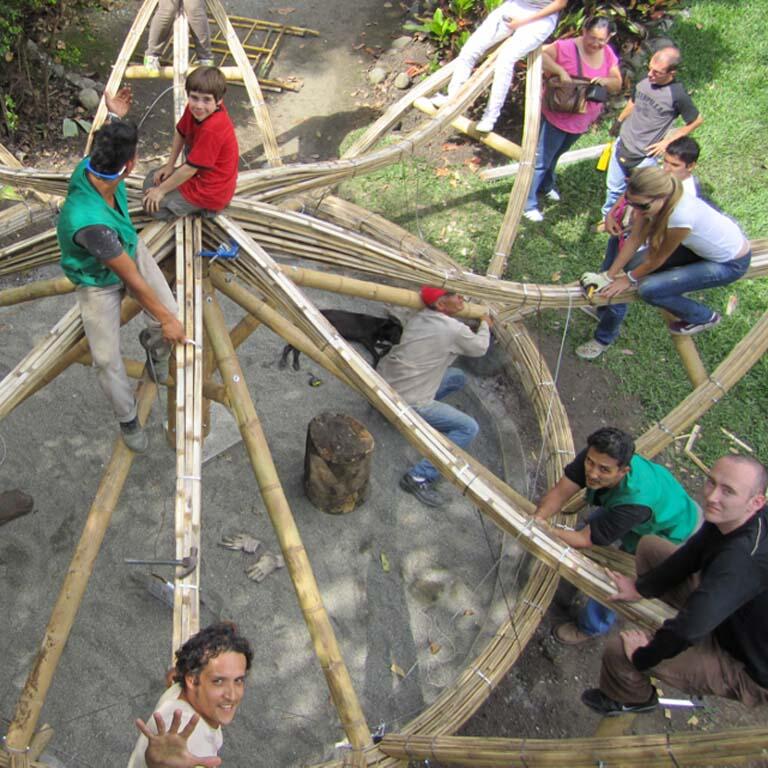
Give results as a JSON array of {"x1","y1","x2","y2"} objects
[
  {"x1": 379, "y1": 728, "x2": 768, "y2": 767},
  {"x1": 488, "y1": 48, "x2": 542, "y2": 278},
  {"x1": 206, "y1": 0, "x2": 282, "y2": 166},
  {"x1": 0, "y1": 277, "x2": 75, "y2": 307},
  {"x1": 124, "y1": 64, "x2": 248, "y2": 80},
  {"x1": 412, "y1": 96, "x2": 522, "y2": 160},
  {"x1": 663, "y1": 311, "x2": 708, "y2": 388},
  {"x1": 202, "y1": 288, "x2": 372, "y2": 752},
  {"x1": 86, "y1": 0, "x2": 160, "y2": 152},
  {"x1": 3, "y1": 383, "x2": 157, "y2": 760}
]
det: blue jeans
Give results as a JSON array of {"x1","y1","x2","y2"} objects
[
  {"x1": 593, "y1": 240, "x2": 751, "y2": 345},
  {"x1": 579, "y1": 598, "x2": 616, "y2": 636},
  {"x1": 408, "y1": 367, "x2": 479, "y2": 484},
  {"x1": 525, "y1": 118, "x2": 581, "y2": 212},
  {"x1": 601, "y1": 139, "x2": 657, "y2": 217}
]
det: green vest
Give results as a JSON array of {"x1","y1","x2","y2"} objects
[
  {"x1": 57, "y1": 158, "x2": 137, "y2": 287},
  {"x1": 587, "y1": 454, "x2": 699, "y2": 554}
]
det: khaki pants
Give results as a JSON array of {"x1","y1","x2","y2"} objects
[
  {"x1": 145, "y1": 0, "x2": 212, "y2": 59},
  {"x1": 599, "y1": 535, "x2": 768, "y2": 707},
  {"x1": 76, "y1": 240, "x2": 178, "y2": 423}
]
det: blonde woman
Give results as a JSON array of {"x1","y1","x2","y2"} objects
[
  {"x1": 577, "y1": 166, "x2": 750, "y2": 359},
  {"x1": 433, "y1": 0, "x2": 566, "y2": 134}
]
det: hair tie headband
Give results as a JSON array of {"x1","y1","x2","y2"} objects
[{"x1": 85, "y1": 158, "x2": 127, "y2": 180}]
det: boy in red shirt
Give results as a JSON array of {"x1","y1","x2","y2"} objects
[{"x1": 143, "y1": 67, "x2": 239, "y2": 219}]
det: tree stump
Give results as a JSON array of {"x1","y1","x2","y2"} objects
[{"x1": 304, "y1": 412, "x2": 374, "y2": 514}]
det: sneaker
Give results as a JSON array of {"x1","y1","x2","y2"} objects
[
  {"x1": 139, "y1": 328, "x2": 170, "y2": 384},
  {"x1": 545, "y1": 189, "x2": 561, "y2": 202},
  {"x1": 143, "y1": 55, "x2": 161, "y2": 73},
  {"x1": 575, "y1": 339, "x2": 609, "y2": 360},
  {"x1": 669, "y1": 312, "x2": 721, "y2": 336},
  {"x1": 581, "y1": 688, "x2": 658, "y2": 716},
  {"x1": 430, "y1": 93, "x2": 449, "y2": 108},
  {"x1": 120, "y1": 417, "x2": 149, "y2": 453},
  {"x1": 553, "y1": 622, "x2": 596, "y2": 646},
  {"x1": 399, "y1": 473, "x2": 443, "y2": 508},
  {"x1": 197, "y1": 58, "x2": 215, "y2": 67},
  {"x1": 475, "y1": 117, "x2": 495, "y2": 133},
  {"x1": 523, "y1": 208, "x2": 544, "y2": 223}
]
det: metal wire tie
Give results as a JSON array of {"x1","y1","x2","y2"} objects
[
  {"x1": 522, "y1": 598, "x2": 545, "y2": 615},
  {"x1": 473, "y1": 668, "x2": 493, "y2": 689},
  {"x1": 657, "y1": 422, "x2": 675, "y2": 436},
  {"x1": 665, "y1": 732, "x2": 681, "y2": 768},
  {"x1": 557, "y1": 545, "x2": 573, "y2": 563}
]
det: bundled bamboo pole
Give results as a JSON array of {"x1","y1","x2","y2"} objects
[
  {"x1": 379, "y1": 728, "x2": 768, "y2": 767},
  {"x1": 203, "y1": 288, "x2": 372, "y2": 753},
  {"x1": 3, "y1": 383, "x2": 156, "y2": 762},
  {"x1": 487, "y1": 49, "x2": 542, "y2": 278},
  {"x1": 172, "y1": 217, "x2": 204, "y2": 652},
  {"x1": 206, "y1": 0, "x2": 281, "y2": 166},
  {"x1": 663, "y1": 311, "x2": 708, "y2": 387}
]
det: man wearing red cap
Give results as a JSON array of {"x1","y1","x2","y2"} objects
[{"x1": 377, "y1": 286, "x2": 492, "y2": 507}]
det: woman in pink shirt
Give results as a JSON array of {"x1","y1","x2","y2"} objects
[{"x1": 524, "y1": 16, "x2": 622, "y2": 222}]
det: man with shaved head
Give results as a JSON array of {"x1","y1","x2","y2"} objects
[
  {"x1": 581, "y1": 455, "x2": 768, "y2": 715},
  {"x1": 601, "y1": 45, "x2": 703, "y2": 218}
]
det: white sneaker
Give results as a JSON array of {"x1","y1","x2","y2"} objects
[
  {"x1": 431, "y1": 93, "x2": 449, "y2": 108},
  {"x1": 545, "y1": 189, "x2": 561, "y2": 202},
  {"x1": 523, "y1": 208, "x2": 544, "y2": 222},
  {"x1": 575, "y1": 339, "x2": 609, "y2": 360},
  {"x1": 143, "y1": 55, "x2": 161, "y2": 73},
  {"x1": 475, "y1": 117, "x2": 495, "y2": 133}
]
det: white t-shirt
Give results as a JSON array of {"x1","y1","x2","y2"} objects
[
  {"x1": 668, "y1": 193, "x2": 747, "y2": 263},
  {"x1": 127, "y1": 683, "x2": 223, "y2": 768}
]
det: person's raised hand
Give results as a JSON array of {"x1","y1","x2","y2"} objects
[
  {"x1": 599, "y1": 274, "x2": 630, "y2": 298},
  {"x1": 136, "y1": 710, "x2": 222, "y2": 768},
  {"x1": 143, "y1": 187, "x2": 166, "y2": 214},
  {"x1": 105, "y1": 87, "x2": 133, "y2": 119},
  {"x1": 161, "y1": 315, "x2": 187, "y2": 345}
]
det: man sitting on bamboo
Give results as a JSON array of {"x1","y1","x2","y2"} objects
[
  {"x1": 57, "y1": 87, "x2": 185, "y2": 453},
  {"x1": 378, "y1": 286, "x2": 492, "y2": 509},
  {"x1": 535, "y1": 427, "x2": 699, "y2": 645},
  {"x1": 582, "y1": 455, "x2": 768, "y2": 716}
]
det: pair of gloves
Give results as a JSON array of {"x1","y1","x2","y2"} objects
[
  {"x1": 579, "y1": 271, "x2": 613, "y2": 298},
  {"x1": 219, "y1": 533, "x2": 285, "y2": 583}
]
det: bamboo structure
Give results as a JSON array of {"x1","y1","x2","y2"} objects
[{"x1": 2, "y1": 4, "x2": 768, "y2": 765}]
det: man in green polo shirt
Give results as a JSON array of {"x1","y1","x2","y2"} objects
[
  {"x1": 57, "y1": 88, "x2": 185, "y2": 452},
  {"x1": 535, "y1": 426, "x2": 699, "y2": 644}
]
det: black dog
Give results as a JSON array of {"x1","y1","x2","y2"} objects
[{"x1": 279, "y1": 310, "x2": 403, "y2": 370}]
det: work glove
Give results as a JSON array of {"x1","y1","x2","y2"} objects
[
  {"x1": 219, "y1": 533, "x2": 263, "y2": 555},
  {"x1": 579, "y1": 271, "x2": 613, "y2": 296}
]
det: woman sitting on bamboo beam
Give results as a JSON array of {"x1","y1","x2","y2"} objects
[
  {"x1": 577, "y1": 166, "x2": 750, "y2": 358},
  {"x1": 431, "y1": 0, "x2": 566, "y2": 134}
]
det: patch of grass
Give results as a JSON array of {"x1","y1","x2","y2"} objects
[{"x1": 340, "y1": 0, "x2": 768, "y2": 464}]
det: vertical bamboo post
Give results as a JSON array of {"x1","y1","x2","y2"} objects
[
  {"x1": 3, "y1": 383, "x2": 157, "y2": 761},
  {"x1": 662, "y1": 311, "x2": 708, "y2": 387},
  {"x1": 202, "y1": 289, "x2": 372, "y2": 754}
]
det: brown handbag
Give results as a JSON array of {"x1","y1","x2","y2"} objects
[{"x1": 543, "y1": 41, "x2": 591, "y2": 114}]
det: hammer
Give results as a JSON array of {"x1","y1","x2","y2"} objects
[{"x1": 124, "y1": 546, "x2": 198, "y2": 579}]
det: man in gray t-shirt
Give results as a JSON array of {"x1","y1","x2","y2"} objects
[
  {"x1": 601, "y1": 47, "x2": 702, "y2": 216},
  {"x1": 378, "y1": 286, "x2": 491, "y2": 508}
]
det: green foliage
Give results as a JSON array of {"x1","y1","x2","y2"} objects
[
  {"x1": 450, "y1": 0, "x2": 476, "y2": 20},
  {"x1": 405, "y1": 8, "x2": 458, "y2": 49},
  {"x1": 3, "y1": 94, "x2": 18, "y2": 131},
  {"x1": 483, "y1": 0, "x2": 503, "y2": 12}
]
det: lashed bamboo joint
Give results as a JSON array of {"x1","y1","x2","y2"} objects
[{"x1": 1, "y1": 0, "x2": 766, "y2": 764}]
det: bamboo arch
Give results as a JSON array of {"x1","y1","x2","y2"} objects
[{"x1": 1, "y1": 3, "x2": 767, "y2": 766}]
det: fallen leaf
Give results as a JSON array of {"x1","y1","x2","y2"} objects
[
  {"x1": 463, "y1": 608, "x2": 475, "y2": 616},
  {"x1": 687, "y1": 714, "x2": 699, "y2": 727},
  {"x1": 429, "y1": 641, "x2": 441, "y2": 655},
  {"x1": 725, "y1": 294, "x2": 738, "y2": 316},
  {"x1": 619, "y1": 348, "x2": 635, "y2": 356},
  {"x1": 435, "y1": 167, "x2": 451, "y2": 177},
  {"x1": 380, "y1": 552, "x2": 390, "y2": 572},
  {"x1": 353, "y1": 43, "x2": 365, "y2": 50},
  {"x1": 550, "y1": 271, "x2": 561, "y2": 281},
  {"x1": 442, "y1": 142, "x2": 461, "y2": 152},
  {"x1": 390, "y1": 662, "x2": 405, "y2": 677},
  {"x1": 276, "y1": 6, "x2": 295, "y2": 14}
]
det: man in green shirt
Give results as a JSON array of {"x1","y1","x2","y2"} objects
[
  {"x1": 57, "y1": 88, "x2": 185, "y2": 452},
  {"x1": 536, "y1": 427, "x2": 699, "y2": 644}
]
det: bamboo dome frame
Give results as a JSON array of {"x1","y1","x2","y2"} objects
[{"x1": 1, "y1": 2, "x2": 767, "y2": 765}]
